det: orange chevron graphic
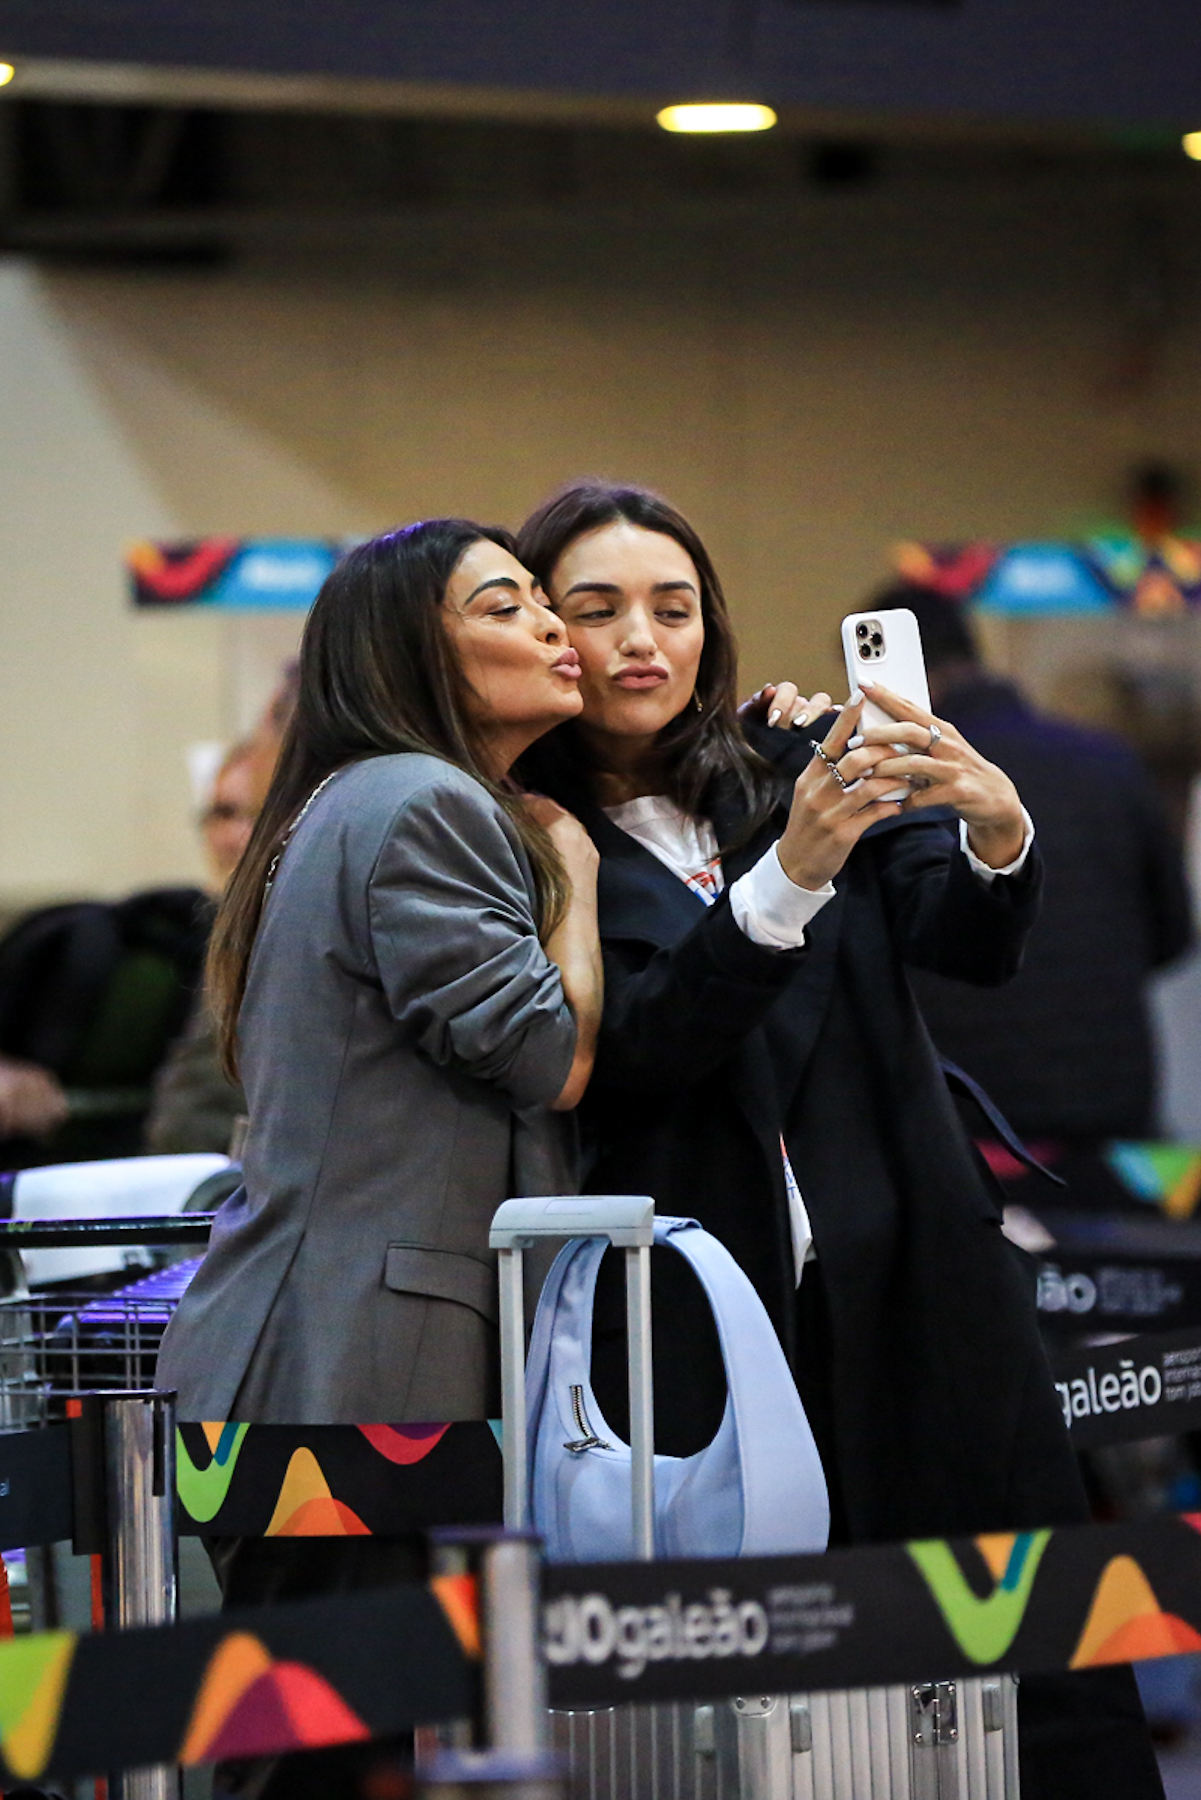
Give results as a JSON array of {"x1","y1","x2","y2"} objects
[
  {"x1": 431, "y1": 1573, "x2": 481, "y2": 1657},
  {"x1": 0, "y1": 1631, "x2": 76, "y2": 1780},
  {"x1": 181, "y1": 1632, "x2": 272, "y2": 1762},
  {"x1": 180, "y1": 1631, "x2": 369, "y2": 1765},
  {"x1": 1071, "y1": 1557, "x2": 1201, "y2": 1667},
  {"x1": 265, "y1": 1448, "x2": 370, "y2": 1537},
  {"x1": 975, "y1": 1533, "x2": 1019, "y2": 1582}
]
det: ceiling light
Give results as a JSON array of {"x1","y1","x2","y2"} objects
[
  {"x1": 0, "y1": 64, "x2": 14, "y2": 88},
  {"x1": 657, "y1": 103, "x2": 777, "y2": 135},
  {"x1": 1184, "y1": 131, "x2": 1201, "y2": 160}
]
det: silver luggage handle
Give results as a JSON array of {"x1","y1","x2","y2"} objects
[{"x1": 489, "y1": 1195, "x2": 656, "y2": 1559}]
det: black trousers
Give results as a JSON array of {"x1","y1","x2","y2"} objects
[
  {"x1": 793, "y1": 1268, "x2": 1164, "y2": 1800},
  {"x1": 206, "y1": 1535, "x2": 427, "y2": 1800}
]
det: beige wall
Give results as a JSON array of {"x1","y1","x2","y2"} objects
[{"x1": 3, "y1": 159, "x2": 1201, "y2": 906}]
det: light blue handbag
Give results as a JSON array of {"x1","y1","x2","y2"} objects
[{"x1": 525, "y1": 1215, "x2": 830, "y2": 1562}]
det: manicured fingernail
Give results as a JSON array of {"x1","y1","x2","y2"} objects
[
  {"x1": 847, "y1": 734, "x2": 864, "y2": 749},
  {"x1": 848, "y1": 687, "x2": 864, "y2": 704},
  {"x1": 793, "y1": 711, "x2": 810, "y2": 728},
  {"x1": 768, "y1": 708, "x2": 782, "y2": 726},
  {"x1": 859, "y1": 679, "x2": 875, "y2": 691}
]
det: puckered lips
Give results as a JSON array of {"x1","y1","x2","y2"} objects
[{"x1": 613, "y1": 662, "x2": 669, "y2": 691}]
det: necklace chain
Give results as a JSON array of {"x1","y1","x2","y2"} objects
[{"x1": 265, "y1": 770, "x2": 340, "y2": 894}]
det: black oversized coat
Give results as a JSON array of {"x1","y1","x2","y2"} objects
[{"x1": 554, "y1": 722, "x2": 1086, "y2": 1547}]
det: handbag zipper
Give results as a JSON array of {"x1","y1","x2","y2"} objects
[{"x1": 564, "y1": 1384, "x2": 612, "y2": 1454}]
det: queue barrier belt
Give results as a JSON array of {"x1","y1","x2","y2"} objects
[
  {"x1": 2, "y1": 1324, "x2": 1201, "y2": 1553},
  {"x1": 7, "y1": 1509, "x2": 1201, "y2": 1783},
  {"x1": 1035, "y1": 1245, "x2": 1201, "y2": 1335},
  {"x1": 543, "y1": 1509, "x2": 1201, "y2": 1707},
  {"x1": 0, "y1": 1577, "x2": 476, "y2": 1786}
]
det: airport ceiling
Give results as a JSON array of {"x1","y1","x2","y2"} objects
[{"x1": 0, "y1": 0, "x2": 1198, "y2": 138}]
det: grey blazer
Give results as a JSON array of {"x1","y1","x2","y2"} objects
[{"x1": 156, "y1": 754, "x2": 578, "y2": 1423}]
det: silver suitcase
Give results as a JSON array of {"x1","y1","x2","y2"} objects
[{"x1": 488, "y1": 1197, "x2": 1020, "y2": 1800}]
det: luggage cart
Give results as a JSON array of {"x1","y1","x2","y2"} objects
[
  {"x1": 0, "y1": 1216, "x2": 213, "y2": 1800},
  {"x1": 0, "y1": 1252, "x2": 204, "y2": 1431}
]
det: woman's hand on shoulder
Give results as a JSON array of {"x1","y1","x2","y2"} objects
[
  {"x1": 521, "y1": 795, "x2": 599, "y2": 888},
  {"x1": 739, "y1": 682, "x2": 838, "y2": 731},
  {"x1": 854, "y1": 681, "x2": 1026, "y2": 868}
]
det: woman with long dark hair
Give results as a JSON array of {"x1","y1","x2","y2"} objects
[
  {"x1": 158, "y1": 519, "x2": 603, "y2": 1798},
  {"x1": 515, "y1": 481, "x2": 1161, "y2": 1800},
  {"x1": 160, "y1": 519, "x2": 601, "y2": 1425}
]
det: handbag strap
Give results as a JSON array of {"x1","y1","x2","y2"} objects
[
  {"x1": 526, "y1": 1216, "x2": 814, "y2": 1473},
  {"x1": 651, "y1": 1219, "x2": 821, "y2": 1523}
]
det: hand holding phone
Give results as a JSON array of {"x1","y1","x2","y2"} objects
[
  {"x1": 836, "y1": 620, "x2": 1028, "y2": 868},
  {"x1": 841, "y1": 608, "x2": 931, "y2": 802}
]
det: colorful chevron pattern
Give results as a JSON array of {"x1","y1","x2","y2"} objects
[
  {"x1": 175, "y1": 1420, "x2": 500, "y2": 1536},
  {"x1": 908, "y1": 1531, "x2": 1052, "y2": 1663},
  {"x1": 1071, "y1": 1556, "x2": 1201, "y2": 1665},
  {"x1": 357, "y1": 1422, "x2": 451, "y2": 1463},
  {"x1": 180, "y1": 1631, "x2": 371, "y2": 1764},
  {"x1": 265, "y1": 1449, "x2": 370, "y2": 1537},
  {"x1": 1106, "y1": 1142, "x2": 1201, "y2": 1219},
  {"x1": 176, "y1": 1423, "x2": 250, "y2": 1523},
  {"x1": 0, "y1": 1632, "x2": 76, "y2": 1780}
]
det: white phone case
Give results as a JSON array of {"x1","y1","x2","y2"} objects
[{"x1": 840, "y1": 608, "x2": 931, "y2": 802}]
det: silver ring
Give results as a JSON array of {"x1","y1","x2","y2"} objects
[
  {"x1": 927, "y1": 722, "x2": 942, "y2": 750},
  {"x1": 809, "y1": 740, "x2": 849, "y2": 790}
]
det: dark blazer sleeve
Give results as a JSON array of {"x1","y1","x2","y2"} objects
[
  {"x1": 594, "y1": 896, "x2": 805, "y2": 1093},
  {"x1": 870, "y1": 815, "x2": 1043, "y2": 985},
  {"x1": 367, "y1": 776, "x2": 577, "y2": 1108}
]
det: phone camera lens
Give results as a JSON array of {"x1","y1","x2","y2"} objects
[
  {"x1": 870, "y1": 632, "x2": 883, "y2": 647},
  {"x1": 858, "y1": 643, "x2": 871, "y2": 659},
  {"x1": 856, "y1": 623, "x2": 869, "y2": 638}
]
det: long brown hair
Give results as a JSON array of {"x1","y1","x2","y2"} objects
[
  {"x1": 515, "y1": 481, "x2": 779, "y2": 833},
  {"x1": 208, "y1": 519, "x2": 568, "y2": 1078}
]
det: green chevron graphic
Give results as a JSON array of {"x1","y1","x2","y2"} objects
[
  {"x1": 907, "y1": 1531, "x2": 1052, "y2": 1664},
  {"x1": 176, "y1": 1423, "x2": 251, "y2": 1523},
  {"x1": 0, "y1": 1631, "x2": 76, "y2": 1779}
]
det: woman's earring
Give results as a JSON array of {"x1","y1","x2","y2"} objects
[{"x1": 693, "y1": 691, "x2": 704, "y2": 713}]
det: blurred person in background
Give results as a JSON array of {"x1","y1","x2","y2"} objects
[
  {"x1": 145, "y1": 666, "x2": 300, "y2": 1157},
  {"x1": 199, "y1": 740, "x2": 266, "y2": 887},
  {"x1": 894, "y1": 583, "x2": 1194, "y2": 1152},
  {"x1": 0, "y1": 1056, "x2": 68, "y2": 1142}
]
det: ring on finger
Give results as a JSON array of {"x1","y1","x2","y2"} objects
[
  {"x1": 927, "y1": 722, "x2": 942, "y2": 750},
  {"x1": 810, "y1": 740, "x2": 849, "y2": 790}
]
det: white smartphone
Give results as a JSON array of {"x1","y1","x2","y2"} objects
[{"x1": 840, "y1": 607, "x2": 931, "y2": 803}]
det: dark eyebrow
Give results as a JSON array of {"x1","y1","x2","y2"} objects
[
  {"x1": 462, "y1": 575, "x2": 521, "y2": 606},
  {"x1": 562, "y1": 579, "x2": 699, "y2": 598}
]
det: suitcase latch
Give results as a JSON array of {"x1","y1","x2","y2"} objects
[{"x1": 910, "y1": 1680, "x2": 959, "y2": 1747}]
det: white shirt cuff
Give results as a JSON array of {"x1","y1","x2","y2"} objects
[
  {"x1": 729, "y1": 844, "x2": 836, "y2": 949},
  {"x1": 960, "y1": 808, "x2": 1035, "y2": 884}
]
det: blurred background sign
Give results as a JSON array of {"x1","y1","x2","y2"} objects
[
  {"x1": 127, "y1": 538, "x2": 342, "y2": 609},
  {"x1": 895, "y1": 538, "x2": 1201, "y2": 615}
]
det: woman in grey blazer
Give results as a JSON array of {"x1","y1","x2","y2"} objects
[{"x1": 157, "y1": 519, "x2": 602, "y2": 1431}]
